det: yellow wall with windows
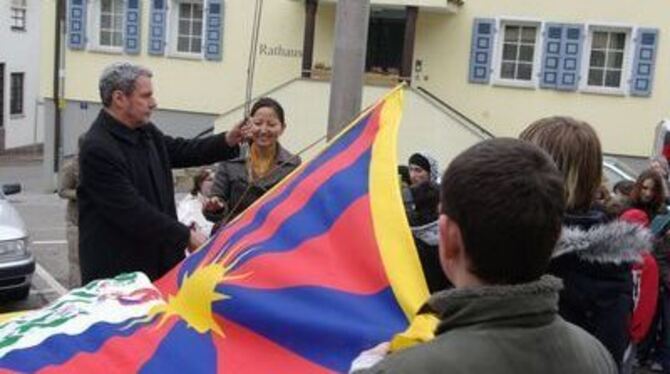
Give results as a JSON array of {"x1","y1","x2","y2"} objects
[
  {"x1": 309, "y1": 1, "x2": 670, "y2": 156},
  {"x1": 42, "y1": 0, "x2": 670, "y2": 156},
  {"x1": 409, "y1": 1, "x2": 670, "y2": 157},
  {"x1": 49, "y1": 0, "x2": 304, "y2": 115}
]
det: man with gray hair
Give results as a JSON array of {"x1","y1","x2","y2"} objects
[{"x1": 78, "y1": 62, "x2": 250, "y2": 283}]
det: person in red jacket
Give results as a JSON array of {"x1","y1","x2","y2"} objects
[{"x1": 620, "y1": 208, "x2": 659, "y2": 373}]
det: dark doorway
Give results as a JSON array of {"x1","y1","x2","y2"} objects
[
  {"x1": 0, "y1": 63, "x2": 4, "y2": 128},
  {"x1": 366, "y1": 8, "x2": 406, "y2": 75}
]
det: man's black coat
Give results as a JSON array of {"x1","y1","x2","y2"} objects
[{"x1": 78, "y1": 110, "x2": 239, "y2": 283}]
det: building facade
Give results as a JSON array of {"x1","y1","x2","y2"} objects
[
  {"x1": 39, "y1": 0, "x2": 669, "y2": 181},
  {"x1": 0, "y1": 0, "x2": 42, "y2": 151}
]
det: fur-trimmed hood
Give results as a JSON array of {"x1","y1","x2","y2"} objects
[{"x1": 553, "y1": 220, "x2": 652, "y2": 264}]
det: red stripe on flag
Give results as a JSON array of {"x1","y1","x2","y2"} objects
[
  {"x1": 37, "y1": 318, "x2": 177, "y2": 374},
  {"x1": 212, "y1": 316, "x2": 334, "y2": 374},
  {"x1": 228, "y1": 196, "x2": 389, "y2": 293}
]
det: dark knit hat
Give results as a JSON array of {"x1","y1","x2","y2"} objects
[{"x1": 409, "y1": 153, "x2": 431, "y2": 174}]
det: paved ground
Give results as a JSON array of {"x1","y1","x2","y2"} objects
[{"x1": 0, "y1": 157, "x2": 67, "y2": 313}]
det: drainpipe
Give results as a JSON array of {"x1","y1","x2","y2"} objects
[{"x1": 53, "y1": 0, "x2": 64, "y2": 173}]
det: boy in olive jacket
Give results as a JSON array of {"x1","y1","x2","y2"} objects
[{"x1": 352, "y1": 139, "x2": 617, "y2": 374}]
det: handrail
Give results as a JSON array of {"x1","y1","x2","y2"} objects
[
  {"x1": 195, "y1": 76, "x2": 304, "y2": 138},
  {"x1": 415, "y1": 86, "x2": 495, "y2": 139}
]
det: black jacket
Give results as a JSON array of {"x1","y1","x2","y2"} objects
[
  {"x1": 549, "y1": 210, "x2": 651, "y2": 367},
  {"x1": 78, "y1": 110, "x2": 239, "y2": 283}
]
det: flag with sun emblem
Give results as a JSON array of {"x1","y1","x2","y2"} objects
[{"x1": 0, "y1": 85, "x2": 432, "y2": 373}]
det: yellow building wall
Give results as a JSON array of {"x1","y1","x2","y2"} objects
[
  {"x1": 57, "y1": 0, "x2": 304, "y2": 115},
  {"x1": 311, "y1": 1, "x2": 670, "y2": 156},
  {"x1": 411, "y1": 1, "x2": 670, "y2": 157},
  {"x1": 40, "y1": 1, "x2": 56, "y2": 99}
]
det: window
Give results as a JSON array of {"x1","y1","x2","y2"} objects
[
  {"x1": 10, "y1": 73, "x2": 24, "y2": 116},
  {"x1": 586, "y1": 30, "x2": 627, "y2": 88},
  {"x1": 499, "y1": 24, "x2": 538, "y2": 81},
  {"x1": 175, "y1": 1, "x2": 204, "y2": 54},
  {"x1": 10, "y1": 0, "x2": 27, "y2": 31},
  {"x1": 99, "y1": 0, "x2": 124, "y2": 48}
]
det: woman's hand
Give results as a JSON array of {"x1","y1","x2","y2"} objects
[{"x1": 204, "y1": 196, "x2": 226, "y2": 212}]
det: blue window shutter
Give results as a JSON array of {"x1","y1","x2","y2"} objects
[
  {"x1": 148, "y1": 0, "x2": 166, "y2": 55},
  {"x1": 124, "y1": 0, "x2": 141, "y2": 54},
  {"x1": 205, "y1": 0, "x2": 224, "y2": 61},
  {"x1": 557, "y1": 24, "x2": 584, "y2": 91},
  {"x1": 630, "y1": 28, "x2": 659, "y2": 97},
  {"x1": 468, "y1": 18, "x2": 495, "y2": 84},
  {"x1": 67, "y1": 0, "x2": 87, "y2": 50},
  {"x1": 540, "y1": 23, "x2": 563, "y2": 89}
]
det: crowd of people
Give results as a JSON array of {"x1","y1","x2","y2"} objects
[{"x1": 57, "y1": 61, "x2": 670, "y2": 373}]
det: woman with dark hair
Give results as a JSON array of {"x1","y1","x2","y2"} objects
[
  {"x1": 650, "y1": 156, "x2": 670, "y2": 199},
  {"x1": 520, "y1": 116, "x2": 651, "y2": 370},
  {"x1": 177, "y1": 168, "x2": 215, "y2": 235},
  {"x1": 207, "y1": 98, "x2": 300, "y2": 228},
  {"x1": 629, "y1": 170, "x2": 670, "y2": 372},
  {"x1": 629, "y1": 169, "x2": 667, "y2": 221}
]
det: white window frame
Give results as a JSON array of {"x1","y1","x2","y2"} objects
[
  {"x1": 10, "y1": 0, "x2": 27, "y2": 31},
  {"x1": 167, "y1": 0, "x2": 206, "y2": 60},
  {"x1": 87, "y1": 0, "x2": 125, "y2": 54},
  {"x1": 491, "y1": 18, "x2": 543, "y2": 89},
  {"x1": 579, "y1": 24, "x2": 635, "y2": 96}
]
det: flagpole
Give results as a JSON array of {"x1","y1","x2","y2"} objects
[{"x1": 241, "y1": 0, "x2": 264, "y2": 158}]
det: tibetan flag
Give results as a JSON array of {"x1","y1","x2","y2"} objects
[{"x1": 0, "y1": 86, "x2": 432, "y2": 373}]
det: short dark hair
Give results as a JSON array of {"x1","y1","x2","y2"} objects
[
  {"x1": 613, "y1": 180, "x2": 635, "y2": 196},
  {"x1": 250, "y1": 97, "x2": 285, "y2": 126},
  {"x1": 441, "y1": 138, "x2": 565, "y2": 284}
]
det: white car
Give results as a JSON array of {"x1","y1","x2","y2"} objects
[{"x1": 0, "y1": 184, "x2": 34, "y2": 301}]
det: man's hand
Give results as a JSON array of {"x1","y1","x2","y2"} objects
[
  {"x1": 188, "y1": 228, "x2": 208, "y2": 252},
  {"x1": 225, "y1": 118, "x2": 253, "y2": 147}
]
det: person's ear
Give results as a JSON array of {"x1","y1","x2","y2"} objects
[
  {"x1": 111, "y1": 90, "x2": 126, "y2": 108},
  {"x1": 439, "y1": 213, "x2": 464, "y2": 279},
  {"x1": 439, "y1": 214, "x2": 462, "y2": 258}
]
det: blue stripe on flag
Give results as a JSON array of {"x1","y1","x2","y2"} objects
[
  {"x1": 139, "y1": 320, "x2": 217, "y2": 373},
  {"x1": 216, "y1": 285, "x2": 407, "y2": 373}
]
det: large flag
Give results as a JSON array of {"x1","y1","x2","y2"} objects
[{"x1": 0, "y1": 86, "x2": 431, "y2": 373}]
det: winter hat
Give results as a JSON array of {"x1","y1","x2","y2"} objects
[
  {"x1": 620, "y1": 208, "x2": 650, "y2": 227},
  {"x1": 409, "y1": 152, "x2": 440, "y2": 184}
]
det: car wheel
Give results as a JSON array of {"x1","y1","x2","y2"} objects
[{"x1": 1, "y1": 286, "x2": 30, "y2": 301}]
